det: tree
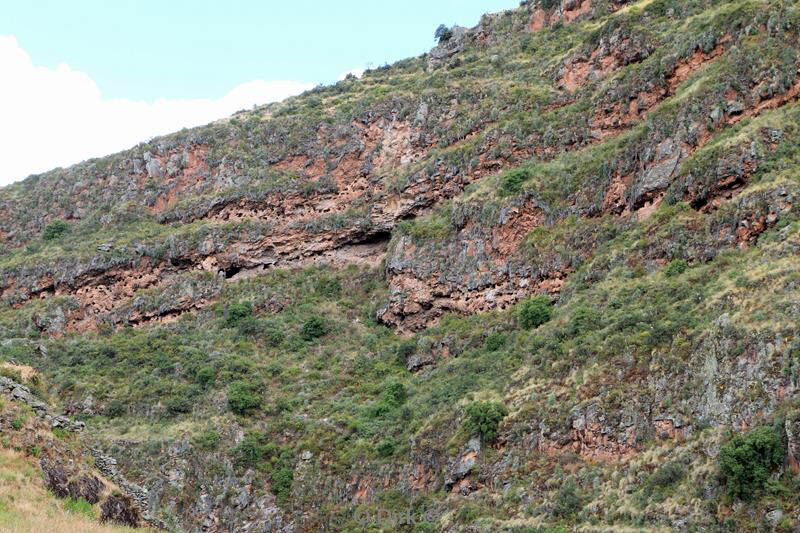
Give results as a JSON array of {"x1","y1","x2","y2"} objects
[
  {"x1": 518, "y1": 295, "x2": 553, "y2": 329},
  {"x1": 434, "y1": 24, "x2": 452, "y2": 44},
  {"x1": 719, "y1": 425, "x2": 785, "y2": 499},
  {"x1": 464, "y1": 401, "x2": 508, "y2": 442},
  {"x1": 42, "y1": 220, "x2": 69, "y2": 241}
]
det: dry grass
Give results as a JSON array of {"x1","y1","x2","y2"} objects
[
  {"x1": 0, "y1": 448, "x2": 146, "y2": 533},
  {"x1": 0, "y1": 364, "x2": 37, "y2": 382}
]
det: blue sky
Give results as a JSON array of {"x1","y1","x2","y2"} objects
[{"x1": 3, "y1": 0, "x2": 516, "y2": 101}]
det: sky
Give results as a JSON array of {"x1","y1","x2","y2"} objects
[{"x1": 0, "y1": 0, "x2": 516, "y2": 186}]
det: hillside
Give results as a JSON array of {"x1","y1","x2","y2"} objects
[{"x1": 1, "y1": 0, "x2": 800, "y2": 530}]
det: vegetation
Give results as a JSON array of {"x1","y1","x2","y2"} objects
[
  {"x1": 463, "y1": 402, "x2": 508, "y2": 442},
  {"x1": 719, "y1": 426, "x2": 786, "y2": 500},
  {"x1": 2, "y1": 0, "x2": 800, "y2": 530},
  {"x1": 517, "y1": 295, "x2": 552, "y2": 329}
]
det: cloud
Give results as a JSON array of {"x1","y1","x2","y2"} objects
[{"x1": 0, "y1": 36, "x2": 314, "y2": 186}]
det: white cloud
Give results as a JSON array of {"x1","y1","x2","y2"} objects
[{"x1": 0, "y1": 36, "x2": 315, "y2": 186}]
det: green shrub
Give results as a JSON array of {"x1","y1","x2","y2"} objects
[
  {"x1": 301, "y1": 316, "x2": 328, "y2": 340},
  {"x1": 196, "y1": 366, "x2": 216, "y2": 388},
  {"x1": 192, "y1": 429, "x2": 221, "y2": 451},
  {"x1": 263, "y1": 326, "x2": 284, "y2": 347},
  {"x1": 228, "y1": 381, "x2": 261, "y2": 415},
  {"x1": 499, "y1": 167, "x2": 532, "y2": 196},
  {"x1": 271, "y1": 467, "x2": 294, "y2": 501},
  {"x1": 376, "y1": 438, "x2": 397, "y2": 458},
  {"x1": 42, "y1": 220, "x2": 69, "y2": 241},
  {"x1": 484, "y1": 332, "x2": 507, "y2": 352},
  {"x1": 464, "y1": 402, "x2": 508, "y2": 442},
  {"x1": 518, "y1": 296, "x2": 552, "y2": 329},
  {"x1": 646, "y1": 461, "x2": 686, "y2": 492},
  {"x1": 567, "y1": 306, "x2": 601, "y2": 335},
  {"x1": 434, "y1": 24, "x2": 452, "y2": 43},
  {"x1": 552, "y1": 478, "x2": 583, "y2": 518},
  {"x1": 316, "y1": 277, "x2": 341, "y2": 297},
  {"x1": 224, "y1": 301, "x2": 253, "y2": 327},
  {"x1": 382, "y1": 382, "x2": 408, "y2": 408},
  {"x1": 11, "y1": 416, "x2": 24, "y2": 431},
  {"x1": 719, "y1": 425, "x2": 785, "y2": 500},
  {"x1": 233, "y1": 431, "x2": 273, "y2": 468},
  {"x1": 104, "y1": 399, "x2": 126, "y2": 418},
  {"x1": 664, "y1": 259, "x2": 688, "y2": 277},
  {"x1": 166, "y1": 395, "x2": 193, "y2": 415}
]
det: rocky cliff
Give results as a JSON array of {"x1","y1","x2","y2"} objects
[{"x1": 2, "y1": 0, "x2": 800, "y2": 531}]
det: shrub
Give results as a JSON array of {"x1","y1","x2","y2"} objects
[
  {"x1": 228, "y1": 381, "x2": 261, "y2": 415},
  {"x1": 224, "y1": 301, "x2": 253, "y2": 327},
  {"x1": 271, "y1": 467, "x2": 294, "y2": 501},
  {"x1": 567, "y1": 306, "x2": 601, "y2": 335},
  {"x1": 646, "y1": 461, "x2": 686, "y2": 492},
  {"x1": 376, "y1": 438, "x2": 397, "y2": 458},
  {"x1": 166, "y1": 395, "x2": 193, "y2": 415},
  {"x1": 263, "y1": 326, "x2": 284, "y2": 347},
  {"x1": 104, "y1": 399, "x2": 126, "y2": 418},
  {"x1": 664, "y1": 259, "x2": 688, "y2": 277},
  {"x1": 316, "y1": 277, "x2": 341, "y2": 297},
  {"x1": 499, "y1": 167, "x2": 532, "y2": 196},
  {"x1": 196, "y1": 366, "x2": 216, "y2": 388},
  {"x1": 552, "y1": 478, "x2": 583, "y2": 518},
  {"x1": 382, "y1": 382, "x2": 408, "y2": 408},
  {"x1": 719, "y1": 425, "x2": 785, "y2": 500},
  {"x1": 484, "y1": 332, "x2": 506, "y2": 352},
  {"x1": 434, "y1": 24, "x2": 452, "y2": 43},
  {"x1": 518, "y1": 296, "x2": 552, "y2": 329},
  {"x1": 42, "y1": 220, "x2": 69, "y2": 241},
  {"x1": 233, "y1": 431, "x2": 273, "y2": 468},
  {"x1": 301, "y1": 316, "x2": 328, "y2": 340},
  {"x1": 464, "y1": 402, "x2": 508, "y2": 442},
  {"x1": 192, "y1": 429, "x2": 221, "y2": 451}
]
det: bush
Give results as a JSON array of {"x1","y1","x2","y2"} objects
[
  {"x1": 434, "y1": 24, "x2": 452, "y2": 43},
  {"x1": 376, "y1": 438, "x2": 397, "y2": 458},
  {"x1": 464, "y1": 402, "x2": 508, "y2": 442},
  {"x1": 228, "y1": 381, "x2": 261, "y2": 415},
  {"x1": 567, "y1": 306, "x2": 601, "y2": 335},
  {"x1": 646, "y1": 461, "x2": 686, "y2": 492},
  {"x1": 233, "y1": 431, "x2": 273, "y2": 468},
  {"x1": 484, "y1": 332, "x2": 506, "y2": 352},
  {"x1": 166, "y1": 395, "x2": 192, "y2": 415},
  {"x1": 301, "y1": 316, "x2": 328, "y2": 341},
  {"x1": 271, "y1": 467, "x2": 294, "y2": 501},
  {"x1": 263, "y1": 326, "x2": 284, "y2": 347},
  {"x1": 224, "y1": 301, "x2": 253, "y2": 327},
  {"x1": 499, "y1": 167, "x2": 532, "y2": 196},
  {"x1": 316, "y1": 277, "x2": 341, "y2": 297},
  {"x1": 192, "y1": 429, "x2": 221, "y2": 451},
  {"x1": 42, "y1": 220, "x2": 69, "y2": 241},
  {"x1": 552, "y1": 478, "x2": 583, "y2": 518},
  {"x1": 382, "y1": 382, "x2": 408, "y2": 408},
  {"x1": 196, "y1": 366, "x2": 216, "y2": 388},
  {"x1": 664, "y1": 259, "x2": 688, "y2": 277},
  {"x1": 719, "y1": 425, "x2": 785, "y2": 500},
  {"x1": 104, "y1": 399, "x2": 126, "y2": 418},
  {"x1": 518, "y1": 296, "x2": 552, "y2": 329}
]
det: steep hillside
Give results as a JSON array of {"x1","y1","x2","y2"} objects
[{"x1": 2, "y1": 0, "x2": 800, "y2": 531}]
